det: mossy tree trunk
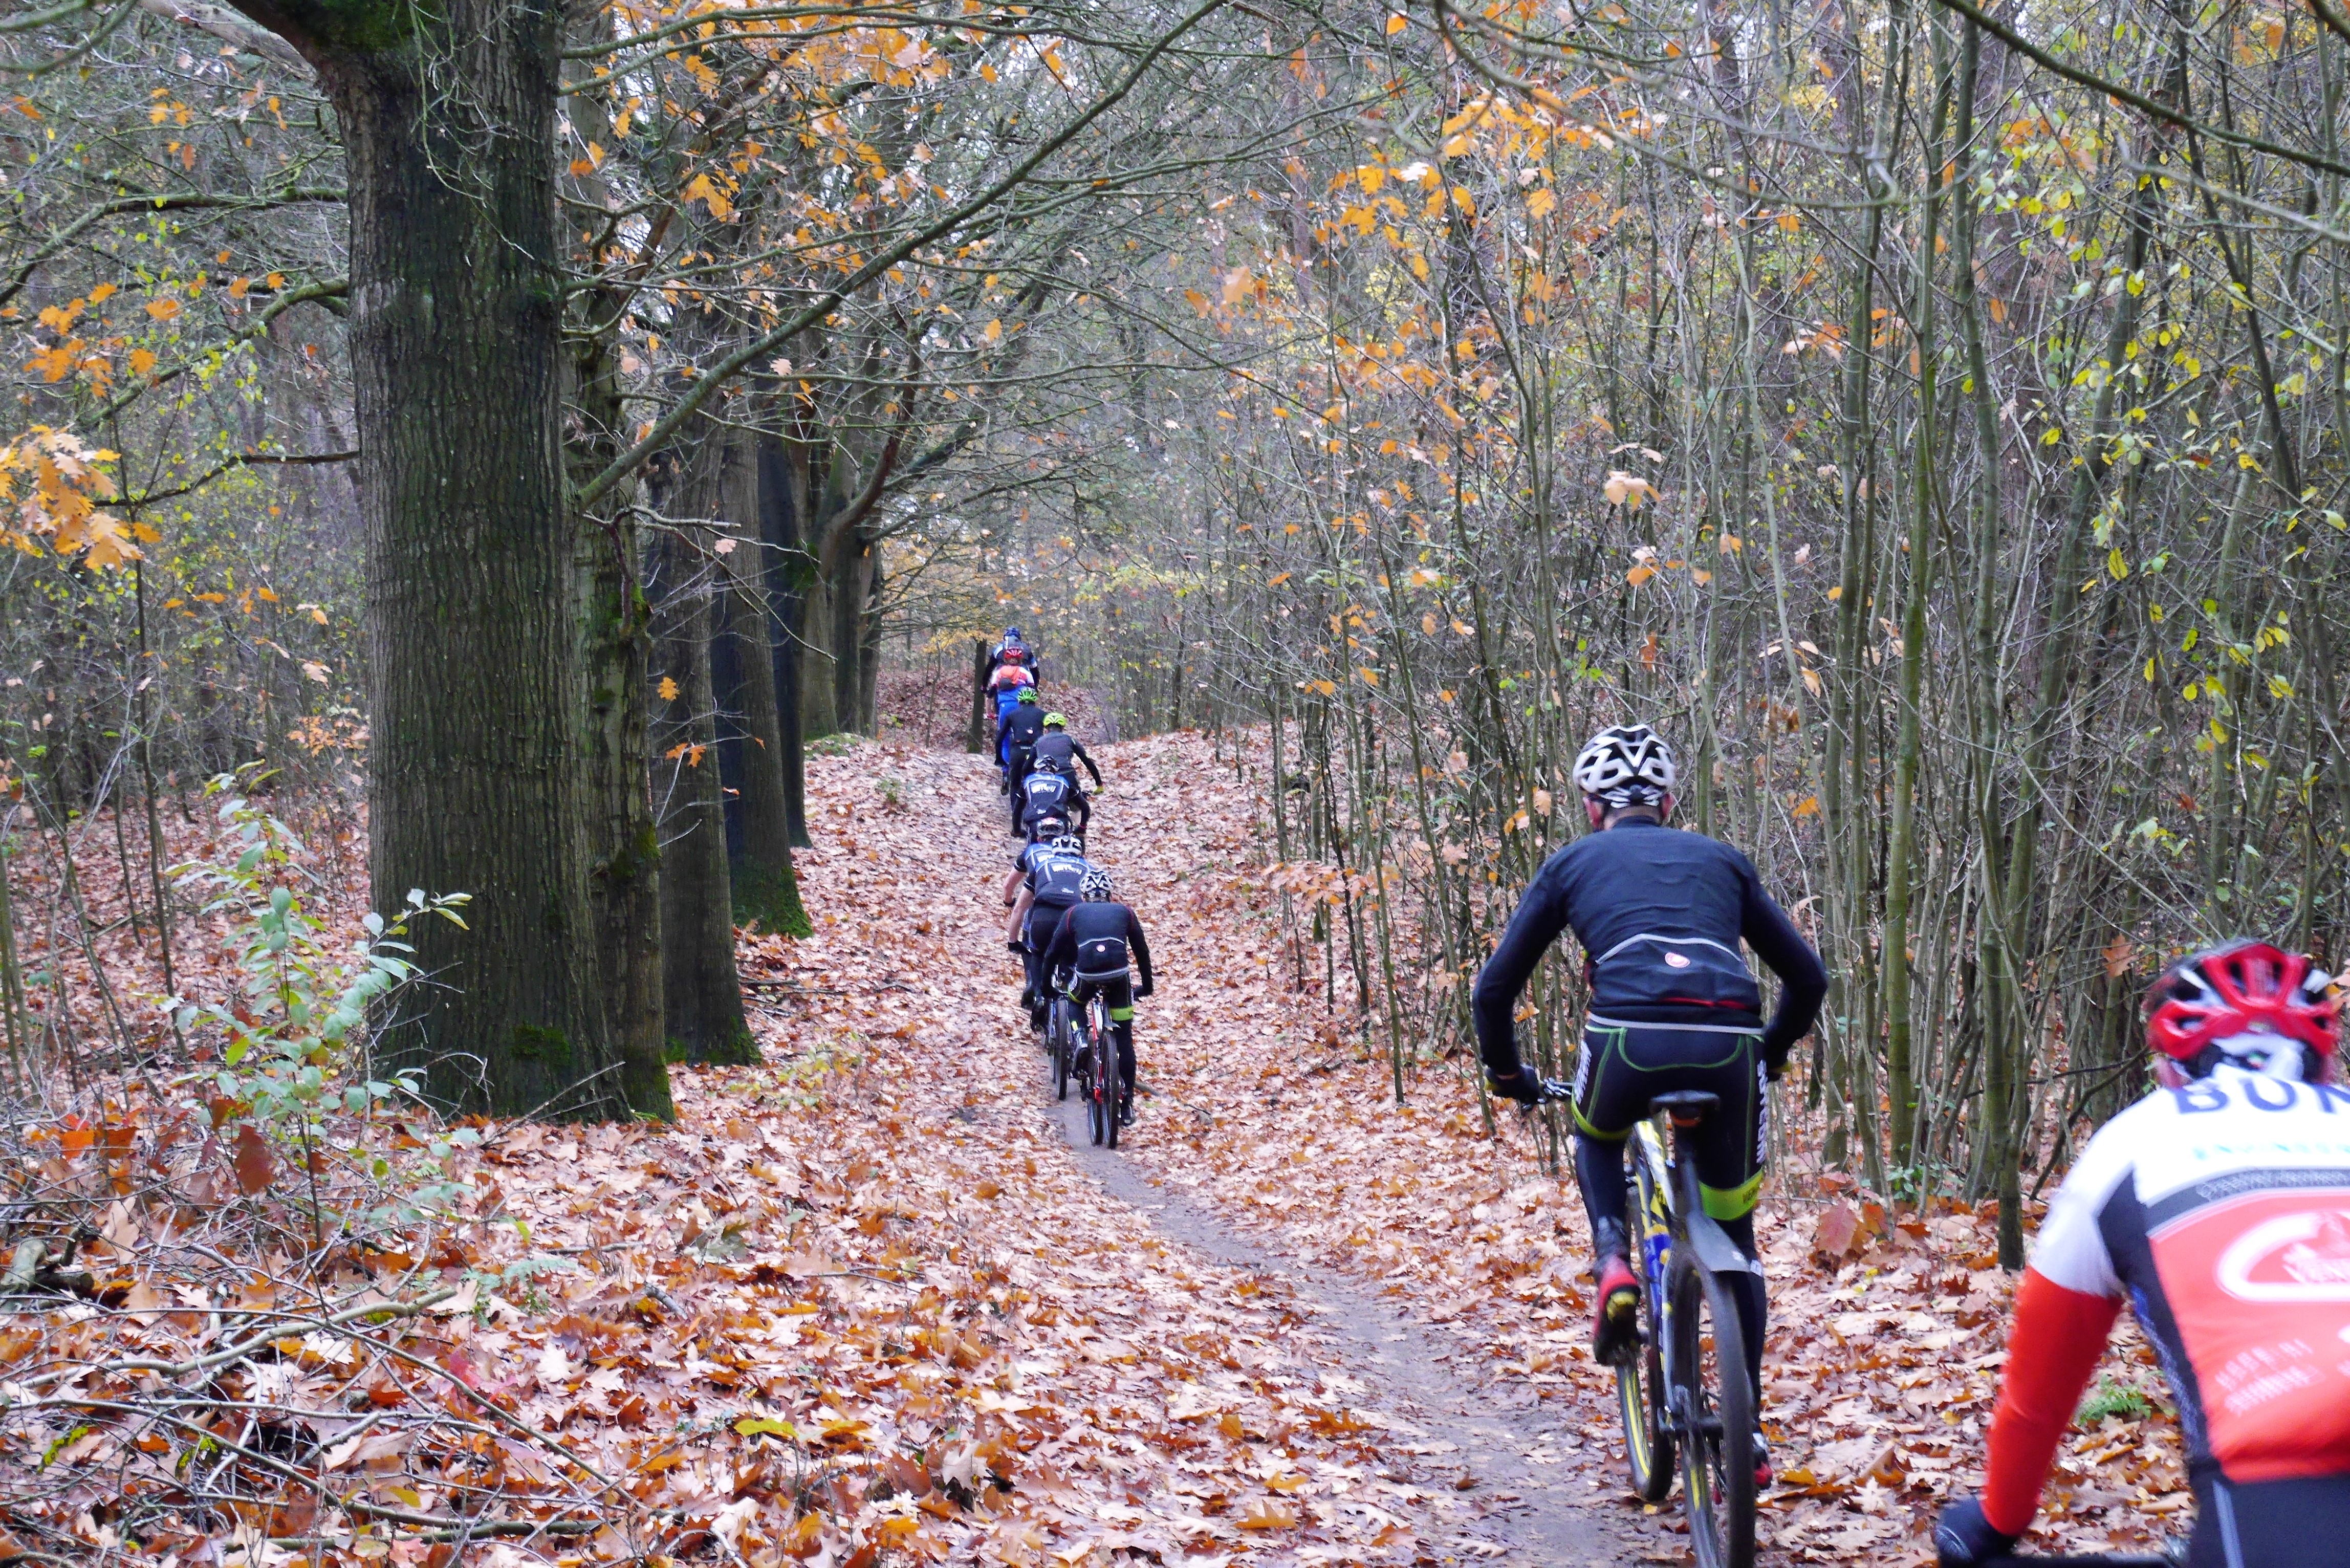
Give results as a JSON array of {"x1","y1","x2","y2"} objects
[
  {"x1": 649, "y1": 445, "x2": 755, "y2": 1066},
  {"x1": 226, "y1": 0, "x2": 626, "y2": 1117},
  {"x1": 719, "y1": 427, "x2": 810, "y2": 939}
]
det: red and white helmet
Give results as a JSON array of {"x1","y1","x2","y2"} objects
[{"x1": 2144, "y1": 940, "x2": 2338, "y2": 1080}]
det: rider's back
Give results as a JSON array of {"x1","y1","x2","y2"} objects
[{"x1": 2033, "y1": 1069, "x2": 2350, "y2": 1484}]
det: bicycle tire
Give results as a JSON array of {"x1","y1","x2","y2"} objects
[
  {"x1": 1083, "y1": 1011, "x2": 1108, "y2": 1147},
  {"x1": 1099, "y1": 997, "x2": 1123, "y2": 1151},
  {"x1": 1671, "y1": 1253, "x2": 1755, "y2": 1568},
  {"x1": 1618, "y1": 1144, "x2": 1674, "y2": 1500},
  {"x1": 1053, "y1": 1002, "x2": 1071, "y2": 1101}
]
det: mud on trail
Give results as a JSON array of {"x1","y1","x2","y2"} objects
[{"x1": 726, "y1": 736, "x2": 1665, "y2": 1566}]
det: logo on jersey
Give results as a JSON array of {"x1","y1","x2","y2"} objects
[
  {"x1": 2217, "y1": 1209, "x2": 2350, "y2": 1302},
  {"x1": 1664, "y1": 950, "x2": 1692, "y2": 969}
]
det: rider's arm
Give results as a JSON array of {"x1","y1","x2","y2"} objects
[
  {"x1": 1006, "y1": 887, "x2": 1035, "y2": 943},
  {"x1": 1975, "y1": 1119, "x2": 2133, "y2": 1537},
  {"x1": 1002, "y1": 864, "x2": 1026, "y2": 907},
  {"x1": 1126, "y1": 909, "x2": 1154, "y2": 994},
  {"x1": 1981, "y1": 1269, "x2": 2123, "y2": 1535},
  {"x1": 1736, "y1": 859, "x2": 1827, "y2": 1064},
  {"x1": 1471, "y1": 862, "x2": 1571, "y2": 1080},
  {"x1": 1074, "y1": 742, "x2": 1103, "y2": 790}
]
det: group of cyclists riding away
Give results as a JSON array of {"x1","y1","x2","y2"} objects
[
  {"x1": 1464, "y1": 722, "x2": 2350, "y2": 1567},
  {"x1": 968, "y1": 627, "x2": 2345, "y2": 1561},
  {"x1": 986, "y1": 627, "x2": 1153, "y2": 1132}
]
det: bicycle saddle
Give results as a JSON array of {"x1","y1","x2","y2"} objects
[{"x1": 1648, "y1": 1091, "x2": 1720, "y2": 1128}]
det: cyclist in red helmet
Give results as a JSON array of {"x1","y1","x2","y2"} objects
[{"x1": 1937, "y1": 940, "x2": 2350, "y2": 1568}]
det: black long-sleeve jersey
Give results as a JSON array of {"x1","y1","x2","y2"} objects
[
  {"x1": 1031, "y1": 732, "x2": 1101, "y2": 788},
  {"x1": 998, "y1": 705, "x2": 1046, "y2": 753},
  {"x1": 1472, "y1": 818, "x2": 1826, "y2": 1077},
  {"x1": 1042, "y1": 901, "x2": 1154, "y2": 991}
]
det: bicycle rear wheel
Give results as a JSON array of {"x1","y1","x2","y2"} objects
[
  {"x1": 1097, "y1": 998, "x2": 1123, "y2": 1150},
  {"x1": 1082, "y1": 1016, "x2": 1108, "y2": 1146},
  {"x1": 1670, "y1": 1254, "x2": 1755, "y2": 1568}
]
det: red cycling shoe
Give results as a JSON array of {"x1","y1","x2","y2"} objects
[{"x1": 1592, "y1": 1254, "x2": 1641, "y2": 1366}]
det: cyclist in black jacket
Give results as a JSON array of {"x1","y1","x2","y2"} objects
[
  {"x1": 1003, "y1": 834, "x2": 1091, "y2": 1028},
  {"x1": 1018, "y1": 766, "x2": 1088, "y2": 840},
  {"x1": 1042, "y1": 865, "x2": 1154, "y2": 1126},
  {"x1": 1031, "y1": 714, "x2": 1101, "y2": 788},
  {"x1": 1473, "y1": 724, "x2": 1825, "y2": 1485},
  {"x1": 997, "y1": 690, "x2": 1048, "y2": 830}
]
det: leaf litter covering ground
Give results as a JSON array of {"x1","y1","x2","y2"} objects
[
  {"x1": 1037, "y1": 731, "x2": 2190, "y2": 1565},
  {"x1": 5, "y1": 733, "x2": 2188, "y2": 1568}
]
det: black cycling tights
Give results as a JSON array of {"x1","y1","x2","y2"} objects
[{"x1": 1571, "y1": 1021, "x2": 1769, "y2": 1404}]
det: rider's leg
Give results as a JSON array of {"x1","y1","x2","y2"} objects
[{"x1": 1570, "y1": 1023, "x2": 1642, "y2": 1361}]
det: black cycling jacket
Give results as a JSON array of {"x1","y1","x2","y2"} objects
[
  {"x1": 1472, "y1": 818, "x2": 1825, "y2": 1076},
  {"x1": 1041, "y1": 901, "x2": 1155, "y2": 991},
  {"x1": 1014, "y1": 842, "x2": 1090, "y2": 906},
  {"x1": 1031, "y1": 732, "x2": 1102, "y2": 789},
  {"x1": 998, "y1": 706, "x2": 1046, "y2": 753}
]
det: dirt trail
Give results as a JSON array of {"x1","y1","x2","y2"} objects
[{"x1": 871, "y1": 742, "x2": 1655, "y2": 1564}]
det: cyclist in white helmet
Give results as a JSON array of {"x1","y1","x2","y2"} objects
[
  {"x1": 1040, "y1": 864, "x2": 1155, "y2": 1127},
  {"x1": 1472, "y1": 723, "x2": 1826, "y2": 1486}
]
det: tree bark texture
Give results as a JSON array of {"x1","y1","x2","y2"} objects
[
  {"x1": 649, "y1": 454, "x2": 755, "y2": 1066},
  {"x1": 715, "y1": 425, "x2": 810, "y2": 938},
  {"x1": 754, "y1": 424, "x2": 812, "y2": 847},
  {"x1": 227, "y1": 0, "x2": 625, "y2": 1118}
]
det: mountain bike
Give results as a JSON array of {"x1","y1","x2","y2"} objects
[
  {"x1": 1542, "y1": 1085, "x2": 1756, "y2": 1568},
  {"x1": 1076, "y1": 986, "x2": 1122, "y2": 1149}
]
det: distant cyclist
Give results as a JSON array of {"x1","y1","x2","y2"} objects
[
  {"x1": 1019, "y1": 764, "x2": 1089, "y2": 840},
  {"x1": 1031, "y1": 713, "x2": 1102, "y2": 793},
  {"x1": 1003, "y1": 832, "x2": 1091, "y2": 1030},
  {"x1": 1937, "y1": 942, "x2": 2350, "y2": 1568},
  {"x1": 1042, "y1": 865, "x2": 1155, "y2": 1127},
  {"x1": 988, "y1": 661, "x2": 1036, "y2": 731},
  {"x1": 1472, "y1": 724, "x2": 1824, "y2": 1486},
  {"x1": 997, "y1": 687, "x2": 1047, "y2": 820},
  {"x1": 986, "y1": 626, "x2": 1040, "y2": 685}
]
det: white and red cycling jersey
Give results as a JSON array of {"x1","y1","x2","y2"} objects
[{"x1": 1985, "y1": 1065, "x2": 2350, "y2": 1560}]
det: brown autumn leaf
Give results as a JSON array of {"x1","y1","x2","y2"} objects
[{"x1": 231, "y1": 1123, "x2": 274, "y2": 1196}]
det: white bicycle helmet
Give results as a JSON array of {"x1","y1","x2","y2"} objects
[
  {"x1": 1572, "y1": 724, "x2": 1677, "y2": 808},
  {"x1": 1079, "y1": 866, "x2": 1116, "y2": 902},
  {"x1": 1048, "y1": 834, "x2": 1084, "y2": 852}
]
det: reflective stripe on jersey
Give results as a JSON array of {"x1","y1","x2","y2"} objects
[{"x1": 2030, "y1": 1068, "x2": 2350, "y2": 1485}]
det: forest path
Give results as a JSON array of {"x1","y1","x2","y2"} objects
[{"x1": 848, "y1": 738, "x2": 1659, "y2": 1564}]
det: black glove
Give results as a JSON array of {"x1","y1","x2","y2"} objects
[
  {"x1": 1136, "y1": 980, "x2": 1154, "y2": 999},
  {"x1": 1763, "y1": 1044, "x2": 1791, "y2": 1083},
  {"x1": 1933, "y1": 1497, "x2": 2017, "y2": 1568},
  {"x1": 1486, "y1": 1066, "x2": 1543, "y2": 1105},
  {"x1": 1006, "y1": 939, "x2": 1025, "y2": 953}
]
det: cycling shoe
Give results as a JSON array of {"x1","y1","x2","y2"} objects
[{"x1": 1592, "y1": 1254, "x2": 1641, "y2": 1366}]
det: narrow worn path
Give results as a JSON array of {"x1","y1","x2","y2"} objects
[{"x1": 891, "y1": 741, "x2": 1655, "y2": 1564}]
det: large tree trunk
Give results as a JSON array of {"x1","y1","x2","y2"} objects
[
  {"x1": 230, "y1": 0, "x2": 625, "y2": 1117},
  {"x1": 755, "y1": 424, "x2": 811, "y2": 847},
  {"x1": 719, "y1": 431, "x2": 810, "y2": 938},
  {"x1": 563, "y1": 34, "x2": 669, "y2": 1120},
  {"x1": 648, "y1": 495, "x2": 755, "y2": 1066}
]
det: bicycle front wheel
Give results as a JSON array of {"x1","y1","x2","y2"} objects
[{"x1": 1670, "y1": 1254, "x2": 1755, "y2": 1568}]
